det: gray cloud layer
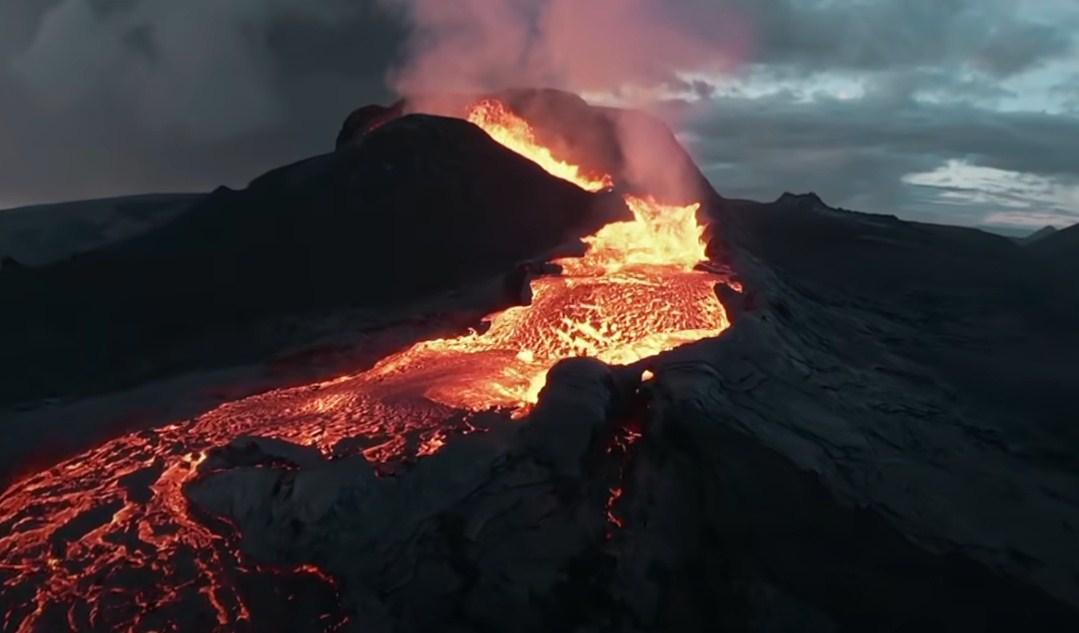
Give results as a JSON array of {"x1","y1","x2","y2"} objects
[
  {"x1": 2, "y1": 0, "x2": 1077, "y2": 229},
  {"x1": 663, "y1": 0, "x2": 1079, "y2": 227},
  {"x1": 678, "y1": 82, "x2": 1079, "y2": 223},
  {"x1": 0, "y1": 0, "x2": 401, "y2": 206},
  {"x1": 735, "y1": 0, "x2": 1071, "y2": 76}
]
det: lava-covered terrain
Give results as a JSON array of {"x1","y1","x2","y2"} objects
[{"x1": 2, "y1": 89, "x2": 1078, "y2": 632}]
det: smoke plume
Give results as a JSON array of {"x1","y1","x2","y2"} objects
[
  {"x1": 382, "y1": 0, "x2": 749, "y2": 202},
  {"x1": 384, "y1": 0, "x2": 747, "y2": 101}
]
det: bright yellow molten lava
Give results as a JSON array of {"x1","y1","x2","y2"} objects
[
  {"x1": 369, "y1": 194, "x2": 728, "y2": 412},
  {"x1": 467, "y1": 99, "x2": 614, "y2": 192},
  {"x1": 559, "y1": 195, "x2": 707, "y2": 274}
]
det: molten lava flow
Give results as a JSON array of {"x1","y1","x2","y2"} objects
[
  {"x1": 369, "y1": 194, "x2": 728, "y2": 413},
  {"x1": 0, "y1": 98, "x2": 733, "y2": 633},
  {"x1": 0, "y1": 385, "x2": 454, "y2": 633},
  {"x1": 561, "y1": 195, "x2": 708, "y2": 273},
  {"x1": 467, "y1": 99, "x2": 614, "y2": 192}
]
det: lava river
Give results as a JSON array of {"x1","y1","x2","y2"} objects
[{"x1": 0, "y1": 99, "x2": 733, "y2": 632}]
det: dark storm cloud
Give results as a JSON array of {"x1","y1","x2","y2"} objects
[
  {"x1": 0, "y1": 0, "x2": 404, "y2": 207},
  {"x1": 1, "y1": 0, "x2": 1077, "y2": 229},
  {"x1": 1051, "y1": 74, "x2": 1079, "y2": 113},
  {"x1": 686, "y1": 92, "x2": 1079, "y2": 180},
  {"x1": 86, "y1": 0, "x2": 140, "y2": 19}
]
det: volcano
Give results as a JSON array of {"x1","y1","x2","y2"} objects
[{"x1": 1, "y1": 89, "x2": 1078, "y2": 632}]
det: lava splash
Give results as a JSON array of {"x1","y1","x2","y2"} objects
[{"x1": 0, "y1": 98, "x2": 732, "y2": 632}]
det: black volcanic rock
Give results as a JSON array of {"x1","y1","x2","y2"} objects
[
  {"x1": 1029, "y1": 221, "x2": 1079, "y2": 262},
  {"x1": 0, "y1": 193, "x2": 199, "y2": 266},
  {"x1": 0, "y1": 113, "x2": 614, "y2": 405},
  {"x1": 202, "y1": 436, "x2": 325, "y2": 471},
  {"x1": 1020, "y1": 224, "x2": 1059, "y2": 245},
  {"x1": 1027, "y1": 223, "x2": 1079, "y2": 310},
  {"x1": 335, "y1": 101, "x2": 405, "y2": 150},
  {"x1": 774, "y1": 191, "x2": 832, "y2": 212},
  {"x1": 717, "y1": 193, "x2": 1079, "y2": 450}
]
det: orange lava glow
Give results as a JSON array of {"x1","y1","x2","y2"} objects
[
  {"x1": 467, "y1": 99, "x2": 614, "y2": 192},
  {"x1": 368, "y1": 194, "x2": 729, "y2": 414},
  {"x1": 0, "y1": 99, "x2": 732, "y2": 632}
]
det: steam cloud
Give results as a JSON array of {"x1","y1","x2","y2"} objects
[
  {"x1": 383, "y1": 0, "x2": 748, "y2": 102},
  {"x1": 382, "y1": 0, "x2": 750, "y2": 202}
]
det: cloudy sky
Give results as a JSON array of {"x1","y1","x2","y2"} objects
[{"x1": 2, "y1": 0, "x2": 1077, "y2": 231}]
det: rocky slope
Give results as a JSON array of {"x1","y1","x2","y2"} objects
[{"x1": 0, "y1": 193, "x2": 199, "y2": 267}]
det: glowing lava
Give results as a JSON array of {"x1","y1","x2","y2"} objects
[
  {"x1": 368, "y1": 194, "x2": 728, "y2": 413},
  {"x1": 467, "y1": 99, "x2": 614, "y2": 192},
  {"x1": 0, "y1": 99, "x2": 732, "y2": 632}
]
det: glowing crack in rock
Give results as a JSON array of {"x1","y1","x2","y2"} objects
[{"x1": 0, "y1": 99, "x2": 733, "y2": 632}]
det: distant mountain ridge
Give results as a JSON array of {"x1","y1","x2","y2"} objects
[
  {"x1": 1020, "y1": 224, "x2": 1059, "y2": 245},
  {"x1": 0, "y1": 194, "x2": 199, "y2": 267}
]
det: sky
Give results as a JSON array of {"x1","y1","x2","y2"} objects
[{"x1": 1, "y1": 0, "x2": 1077, "y2": 231}]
